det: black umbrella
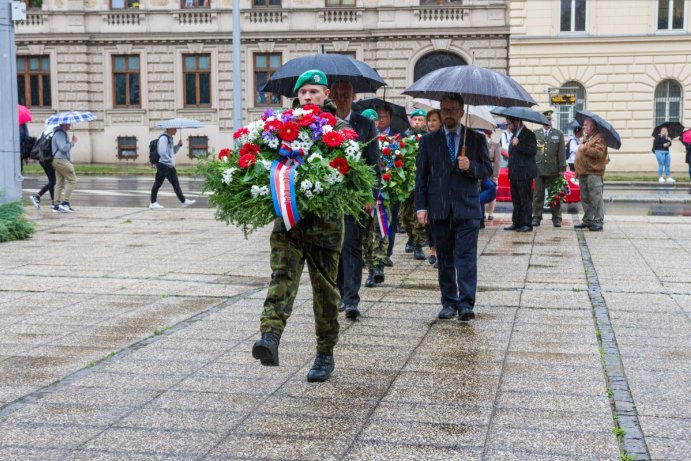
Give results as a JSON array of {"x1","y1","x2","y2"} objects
[
  {"x1": 567, "y1": 119, "x2": 581, "y2": 130},
  {"x1": 491, "y1": 106, "x2": 549, "y2": 125},
  {"x1": 352, "y1": 98, "x2": 410, "y2": 133},
  {"x1": 261, "y1": 54, "x2": 386, "y2": 97},
  {"x1": 403, "y1": 65, "x2": 536, "y2": 107},
  {"x1": 652, "y1": 121, "x2": 684, "y2": 139},
  {"x1": 575, "y1": 110, "x2": 622, "y2": 150}
]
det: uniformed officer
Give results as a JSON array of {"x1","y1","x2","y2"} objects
[
  {"x1": 252, "y1": 69, "x2": 349, "y2": 383},
  {"x1": 406, "y1": 108, "x2": 428, "y2": 136},
  {"x1": 532, "y1": 109, "x2": 566, "y2": 227}
]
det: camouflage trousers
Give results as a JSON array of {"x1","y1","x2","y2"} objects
[
  {"x1": 260, "y1": 215, "x2": 344, "y2": 355},
  {"x1": 532, "y1": 174, "x2": 562, "y2": 221},
  {"x1": 363, "y1": 211, "x2": 389, "y2": 270},
  {"x1": 579, "y1": 174, "x2": 604, "y2": 227},
  {"x1": 400, "y1": 194, "x2": 427, "y2": 247}
]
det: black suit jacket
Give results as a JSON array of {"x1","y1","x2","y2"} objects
[
  {"x1": 508, "y1": 127, "x2": 537, "y2": 180},
  {"x1": 415, "y1": 127, "x2": 492, "y2": 220},
  {"x1": 349, "y1": 111, "x2": 381, "y2": 190}
]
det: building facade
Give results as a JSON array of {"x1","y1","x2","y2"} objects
[
  {"x1": 509, "y1": 0, "x2": 691, "y2": 173},
  {"x1": 14, "y1": 0, "x2": 509, "y2": 164}
]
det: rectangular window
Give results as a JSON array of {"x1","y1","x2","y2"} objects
[
  {"x1": 254, "y1": 0, "x2": 281, "y2": 5},
  {"x1": 181, "y1": 0, "x2": 210, "y2": 8},
  {"x1": 183, "y1": 54, "x2": 211, "y2": 108},
  {"x1": 113, "y1": 55, "x2": 141, "y2": 108},
  {"x1": 658, "y1": 0, "x2": 684, "y2": 30},
  {"x1": 16, "y1": 55, "x2": 51, "y2": 108},
  {"x1": 117, "y1": 136, "x2": 138, "y2": 159},
  {"x1": 23, "y1": 0, "x2": 43, "y2": 9},
  {"x1": 326, "y1": 0, "x2": 355, "y2": 5},
  {"x1": 111, "y1": 0, "x2": 139, "y2": 9},
  {"x1": 560, "y1": 0, "x2": 586, "y2": 32},
  {"x1": 188, "y1": 136, "x2": 209, "y2": 158},
  {"x1": 254, "y1": 52, "x2": 281, "y2": 106}
]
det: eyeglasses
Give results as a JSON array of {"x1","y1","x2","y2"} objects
[{"x1": 440, "y1": 108, "x2": 462, "y2": 114}]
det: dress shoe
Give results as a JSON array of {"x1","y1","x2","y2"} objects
[
  {"x1": 504, "y1": 225, "x2": 517, "y2": 231},
  {"x1": 480, "y1": 218, "x2": 485, "y2": 229},
  {"x1": 345, "y1": 304, "x2": 360, "y2": 320},
  {"x1": 437, "y1": 305, "x2": 457, "y2": 319},
  {"x1": 413, "y1": 246, "x2": 426, "y2": 260},
  {"x1": 516, "y1": 226, "x2": 533, "y2": 232},
  {"x1": 307, "y1": 353, "x2": 335, "y2": 382},
  {"x1": 252, "y1": 332, "x2": 280, "y2": 366},
  {"x1": 433, "y1": 260, "x2": 438, "y2": 269},
  {"x1": 365, "y1": 270, "x2": 375, "y2": 288},
  {"x1": 338, "y1": 301, "x2": 345, "y2": 312},
  {"x1": 404, "y1": 240, "x2": 414, "y2": 253},
  {"x1": 428, "y1": 255, "x2": 437, "y2": 265},
  {"x1": 458, "y1": 307, "x2": 476, "y2": 322},
  {"x1": 382, "y1": 257, "x2": 393, "y2": 267},
  {"x1": 373, "y1": 265, "x2": 385, "y2": 284},
  {"x1": 552, "y1": 219, "x2": 562, "y2": 228},
  {"x1": 589, "y1": 225, "x2": 603, "y2": 232},
  {"x1": 531, "y1": 218, "x2": 541, "y2": 227},
  {"x1": 574, "y1": 223, "x2": 590, "y2": 229}
]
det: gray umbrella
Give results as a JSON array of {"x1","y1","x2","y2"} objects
[
  {"x1": 567, "y1": 119, "x2": 581, "y2": 130},
  {"x1": 403, "y1": 65, "x2": 536, "y2": 107},
  {"x1": 491, "y1": 106, "x2": 549, "y2": 125},
  {"x1": 575, "y1": 110, "x2": 621, "y2": 150}
]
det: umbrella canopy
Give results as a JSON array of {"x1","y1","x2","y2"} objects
[
  {"x1": 567, "y1": 119, "x2": 581, "y2": 130},
  {"x1": 682, "y1": 129, "x2": 691, "y2": 144},
  {"x1": 403, "y1": 65, "x2": 536, "y2": 107},
  {"x1": 651, "y1": 121, "x2": 684, "y2": 139},
  {"x1": 155, "y1": 118, "x2": 204, "y2": 130},
  {"x1": 261, "y1": 54, "x2": 386, "y2": 97},
  {"x1": 45, "y1": 111, "x2": 96, "y2": 126},
  {"x1": 352, "y1": 98, "x2": 410, "y2": 133},
  {"x1": 575, "y1": 110, "x2": 622, "y2": 150},
  {"x1": 412, "y1": 99, "x2": 497, "y2": 131},
  {"x1": 18, "y1": 105, "x2": 32, "y2": 125},
  {"x1": 491, "y1": 106, "x2": 549, "y2": 125}
]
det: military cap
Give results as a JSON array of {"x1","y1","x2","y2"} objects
[
  {"x1": 361, "y1": 108, "x2": 379, "y2": 120},
  {"x1": 542, "y1": 109, "x2": 554, "y2": 117},
  {"x1": 410, "y1": 108, "x2": 427, "y2": 118},
  {"x1": 293, "y1": 69, "x2": 328, "y2": 94}
]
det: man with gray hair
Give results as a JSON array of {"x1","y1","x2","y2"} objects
[{"x1": 574, "y1": 118, "x2": 608, "y2": 231}]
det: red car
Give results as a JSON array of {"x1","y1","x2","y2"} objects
[{"x1": 496, "y1": 150, "x2": 581, "y2": 204}]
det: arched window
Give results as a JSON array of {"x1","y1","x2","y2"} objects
[
  {"x1": 413, "y1": 51, "x2": 467, "y2": 82},
  {"x1": 654, "y1": 79, "x2": 682, "y2": 126},
  {"x1": 556, "y1": 81, "x2": 586, "y2": 132}
]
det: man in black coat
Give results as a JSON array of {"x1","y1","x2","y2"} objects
[
  {"x1": 332, "y1": 81, "x2": 381, "y2": 320},
  {"x1": 415, "y1": 94, "x2": 492, "y2": 321},
  {"x1": 504, "y1": 116, "x2": 537, "y2": 232}
]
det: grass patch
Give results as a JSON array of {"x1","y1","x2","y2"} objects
[
  {"x1": 0, "y1": 201, "x2": 35, "y2": 243},
  {"x1": 153, "y1": 325, "x2": 173, "y2": 336},
  {"x1": 606, "y1": 174, "x2": 684, "y2": 182},
  {"x1": 23, "y1": 162, "x2": 199, "y2": 176}
]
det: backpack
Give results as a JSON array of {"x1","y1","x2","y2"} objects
[
  {"x1": 30, "y1": 130, "x2": 56, "y2": 162},
  {"x1": 149, "y1": 135, "x2": 167, "y2": 165},
  {"x1": 22, "y1": 136, "x2": 36, "y2": 162}
]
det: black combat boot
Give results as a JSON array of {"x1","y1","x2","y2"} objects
[
  {"x1": 252, "y1": 332, "x2": 280, "y2": 366},
  {"x1": 307, "y1": 353, "x2": 335, "y2": 382},
  {"x1": 365, "y1": 269, "x2": 375, "y2": 288},
  {"x1": 404, "y1": 238, "x2": 413, "y2": 253},
  {"x1": 413, "y1": 246, "x2": 425, "y2": 260},
  {"x1": 373, "y1": 265, "x2": 385, "y2": 284}
]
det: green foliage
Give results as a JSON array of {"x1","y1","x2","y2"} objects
[
  {"x1": 153, "y1": 325, "x2": 173, "y2": 336},
  {"x1": 547, "y1": 175, "x2": 569, "y2": 209},
  {"x1": 612, "y1": 427, "x2": 626, "y2": 438},
  {"x1": 0, "y1": 201, "x2": 35, "y2": 243}
]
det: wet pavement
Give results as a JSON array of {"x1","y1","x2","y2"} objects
[{"x1": 0, "y1": 206, "x2": 689, "y2": 460}]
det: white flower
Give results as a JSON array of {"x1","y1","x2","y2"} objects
[
  {"x1": 322, "y1": 124, "x2": 333, "y2": 133},
  {"x1": 222, "y1": 167, "x2": 237, "y2": 185},
  {"x1": 395, "y1": 149, "x2": 401, "y2": 156},
  {"x1": 267, "y1": 138, "x2": 280, "y2": 149},
  {"x1": 326, "y1": 169, "x2": 344, "y2": 185},
  {"x1": 313, "y1": 181, "x2": 324, "y2": 194},
  {"x1": 345, "y1": 140, "x2": 361, "y2": 160},
  {"x1": 300, "y1": 179, "x2": 313, "y2": 192},
  {"x1": 307, "y1": 153, "x2": 323, "y2": 163},
  {"x1": 258, "y1": 159, "x2": 272, "y2": 170},
  {"x1": 250, "y1": 185, "x2": 269, "y2": 198},
  {"x1": 298, "y1": 130, "x2": 312, "y2": 142},
  {"x1": 303, "y1": 189, "x2": 313, "y2": 198},
  {"x1": 293, "y1": 108, "x2": 305, "y2": 117}
]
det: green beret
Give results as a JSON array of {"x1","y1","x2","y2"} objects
[
  {"x1": 293, "y1": 69, "x2": 328, "y2": 94},
  {"x1": 411, "y1": 109, "x2": 427, "y2": 118},
  {"x1": 361, "y1": 109, "x2": 379, "y2": 121}
]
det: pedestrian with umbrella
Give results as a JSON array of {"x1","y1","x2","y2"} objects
[
  {"x1": 149, "y1": 118, "x2": 201, "y2": 209},
  {"x1": 651, "y1": 121, "x2": 682, "y2": 184},
  {"x1": 44, "y1": 111, "x2": 96, "y2": 213}
]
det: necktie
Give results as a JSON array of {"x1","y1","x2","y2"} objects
[{"x1": 447, "y1": 132, "x2": 456, "y2": 166}]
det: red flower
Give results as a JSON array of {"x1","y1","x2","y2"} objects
[
  {"x1": 378, "y1": 135, "x2": 387, "y2": 141},
  {"x1": 265, "y1": 119, "x2": 283, "y2": 133},
  {"x1": 382, "y1": 147, "x2": 391, "y2": 156},
  {"x1": 238, "y1": 153, "x2": 257, "y2": 168},
  {"x1": 341, "y1": 129, "x2": 359, "y2": 140},
  {"x1": 399, "y1": 141, "x2": 406, "y2": 148},
  {"x1": 382, "y1": 173, "x2": 391, "y2": 182},
  {"x1": 239, "y1": 143, "x2": 260, "y2": 157},
  {"x1": 560, "y1": 191, "x2": 567, "y2": 197},
  {"x1": 320, "y1": 113, "x2": 337, "y2": 127},
  {"x1": 329, "y1": 157, "x2": 349, "y2": 175},
  {"x1": 322, "y1": 131, "x2": 345, "y2": 148},
  {"x1": 302, "y1": 104, "x2": 321, "y2": 115},
  {"x1": 278, "y1": 121, "x2": 300, "y2": 142},
  {"x1": 394, "y1": 160, "x2": 404, "y2": 168},
  {"x1": 217, "y1": 148, "x2": 232, "y2": 160},
  {"x1": 233, "y1": 128, "x2": 249, "y2": 139},
  {"x1": 297, "y1": 113, "x2": 316, "y2": 127}
]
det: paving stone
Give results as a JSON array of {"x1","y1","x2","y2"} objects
[
  {"x1": 484, "y1": 427, "x2": 620, "y2": 458},
  {"x1": 360, "y1": 419, "x2": 486, "y2": 448},
  {"x1": 205, "y1": 434, "x2": 351, "y2": 460},
  {"x1": 83, "y1": 427, "x2": 223, "y2": 455},
  {"x1": 0, "y1": 423, "x2": 105, "y2": 449},
  {"x1": 343, "y1": 441, "x2": 483, "y2": 461}
]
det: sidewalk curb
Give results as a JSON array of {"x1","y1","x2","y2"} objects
[{"x1": 604, "y1": 196, "x2": 691, "y2": 204}]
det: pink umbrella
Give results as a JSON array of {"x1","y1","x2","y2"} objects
[
  {"x1": 18, "y1": 104, "x2": 32, "y2": 125},
  {"x1": 682, "y1": 129, "x2": 691, "y2": 144}
]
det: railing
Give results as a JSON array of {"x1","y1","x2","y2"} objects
[
  {"x1": 321, "y1": 8, "x2": 362, "y2": 23},
  {"x1": 247, "y1": 9, "x2": 284, "y2": 24},
  {"x1": 176, "y1": 10, "x2": 215, "y2": 24},
  {"x1": 102, "y1": 11, "x2": 143, "y2": 26},
  {"x1": 416, "y1": 6, "x2": 467, "y2": 22},
  {"x1": 14, "y1": 13, "x2": 47, "y2": 27}
]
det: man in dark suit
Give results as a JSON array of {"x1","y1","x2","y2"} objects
[
  {"x1": 415, "y1": 94, "x2": 492, "y2": 321},
  {"x1": 332, "y1": 80, "x2": 381, "y2": 320},
  {"x1": 503, "y1": 116, "x2": 537, "y2": 232}
]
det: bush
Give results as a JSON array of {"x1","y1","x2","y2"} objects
[{"x1": 0, "y1": 201, "x2": 35, "y2": 243}]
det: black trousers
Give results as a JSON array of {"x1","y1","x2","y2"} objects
[
  {"x1": 151, "y1": 163, "x2": 185, "y2": 203},
  {"x1": 386, "y1": 201, "x2": 400, "y2": 257},
  {"x1": 430, "y1": 217, "x2": 480, "y2": 310},
  {"x1": 337, "y1": 213, "x2": 367, "y2": 308},
  {"x1": 37, "y1": 160, "x2": 56, "y2": 201},
  {"x1": 510, "y1": 178, "x2": 533, "y2": 228}
]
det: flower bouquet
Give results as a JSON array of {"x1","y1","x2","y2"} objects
[
  {"x1": 547, "y1": 175, "x2": 570, "y2": 209},
  {"x1": 198, "y1": 105, "x2": 376, "y2": 235},
  {"x1": 379, "y1": 133, "x2": 421, "y2": 206}
]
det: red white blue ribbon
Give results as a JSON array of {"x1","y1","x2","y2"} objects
[
  {"x1": 371, "y1": 191, "x2": 389, "y2": 238},
  {"x1": 270, "y1": 144, "x2": 303, "y2": 231}
]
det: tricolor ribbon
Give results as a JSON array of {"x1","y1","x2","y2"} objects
[
  {"x1": 270, "y1": 144, "x2": 304, "y2": 231},
  {"x1": 370, "y1": 191, "x2": 389, "y2": 238}
]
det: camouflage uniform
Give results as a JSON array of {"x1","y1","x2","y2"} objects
[
  {"x1": 400, "y1": 194, "x2": 427, "y2": 248},
  {"x1": 362, "y1": 212, "x2": 389, "y2": 271}
]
